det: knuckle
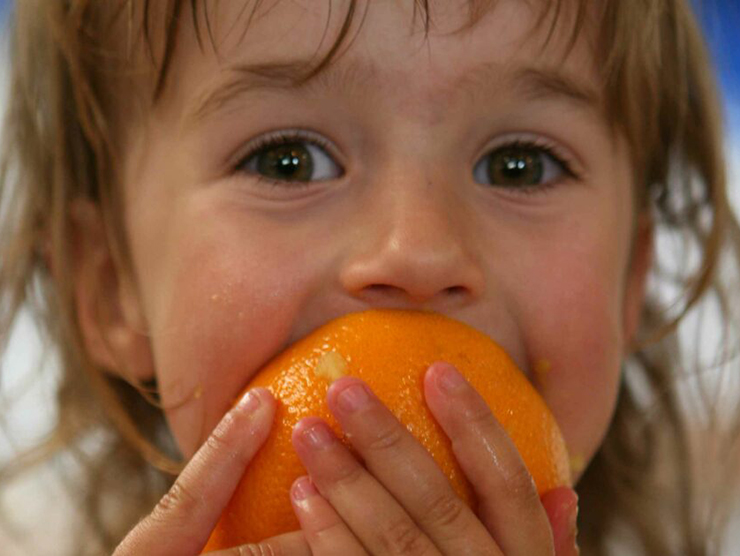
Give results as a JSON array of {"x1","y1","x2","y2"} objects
[
  {"x1": 366, "y1": 421, "x2": 405, "y2": 452},
  {"x1": 331, "y1": 456, "x2": 366, "y2": 489},
  {"x1": 462, "y1": 398, "x2": 494, "y2": 428},
  {"x1": 502, "y1": 463, "x2": 539, "y2": 505},
  {"x1": 207, "y1": 412, "x2": 236, "y2": 452},
  {"x1": 233, "y1": 543, "x2": 281, "y2": 556},
  {"x1": 151, "y1": 481, "x2": 201, "y2": 522},
  {"x1": 383, "y1": 517, "x2": 429, "y2": 555},
  {"x1": 313, "y1": 520, "x2": 349, "y2": 544},
  {"x1": 205, "y1": 413, "x2": 250, "y2": 465},
  {"x1": 420, "y1": 489, "x2": 466, "y2": 530}
]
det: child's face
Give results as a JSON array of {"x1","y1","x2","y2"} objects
[{"x1": 111, "y1": 1, "x2": 651, "y2": 477}]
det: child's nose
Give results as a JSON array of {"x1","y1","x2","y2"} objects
[{"x1": 339, "y1": 181, "x2": 485, "y2": 309}]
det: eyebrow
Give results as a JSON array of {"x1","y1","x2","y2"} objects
[
  {"x1": 510, "y1": 66, "x2": 600, "y2": 109},
  {"x1": 186, "y1": 57, "x2": 601, "y2": 126}
]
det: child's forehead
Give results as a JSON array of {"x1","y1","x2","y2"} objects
[{"x1": 151, "y1": 0, "x2": 602, "y2": 125}]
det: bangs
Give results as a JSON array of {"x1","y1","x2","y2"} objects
[
  {"x1": 127, "y1": 0, "x2": 691, "y2": 174},
  {"x1": 137, "y1": 0, "x2": 594, "y2": 98}
]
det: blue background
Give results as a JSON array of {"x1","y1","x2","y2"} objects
[
  {"x1": 696, "y1": 0, "x2": 740, "y2": 135},
  {"x1": 0, "y1": 0, "x2": 737, "y2": 131}
]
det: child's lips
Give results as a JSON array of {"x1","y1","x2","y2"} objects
[
  {"x1": 533, "y1": 358, "x2": 552, "y2": 382},
  {"x1": 283, "y1": 309, "x2": 530, "y2": 378}
]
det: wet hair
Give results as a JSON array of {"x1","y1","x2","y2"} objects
[{"x1": 1, "y1": 1, "x2": 739, "y2": 554}]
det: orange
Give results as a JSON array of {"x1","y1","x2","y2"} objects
[{"x1": 204, "y1": 309, "x2": 571, "y2": 551}]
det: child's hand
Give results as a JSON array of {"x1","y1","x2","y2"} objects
[
  {"x1": 113, "y1": 387, "x2": 311, "y2": 556},
  {"x1": 290, "y1": 363, "x2": 579, "y2": 555}
]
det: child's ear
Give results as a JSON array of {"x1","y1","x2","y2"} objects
[
  {"x1": 69, "y1": 200, "x2": 155, "y2": 383},
  {"x1": 623, "y1": 210, "x2": 654, "y2": 349}
]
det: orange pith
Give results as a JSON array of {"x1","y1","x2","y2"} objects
[{"x1": 204, "y1": 309, "x2": 571, "y2": 551}]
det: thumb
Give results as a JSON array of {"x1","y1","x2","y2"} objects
[{"x1": 114, "y1": 387, "x2": 275, "y2": 556}]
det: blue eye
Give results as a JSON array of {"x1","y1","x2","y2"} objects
[
  {"x1": 238, "y1": 133, "x2": 342, "y2": 184},
  {"x1": 473, "y1": 142, "x2": 573, "y2": 190}
]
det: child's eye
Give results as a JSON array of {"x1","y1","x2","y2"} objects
[
  {"x1": 237, "y1": 132, "x2": 342, "y2": 184},
  {"x1": 473, "y1": 141, "x2": 575, "y2": 191}
]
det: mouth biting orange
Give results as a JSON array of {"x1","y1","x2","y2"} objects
[{"x1": 204, "y1": 309, "x2": 571, "y2": 551}]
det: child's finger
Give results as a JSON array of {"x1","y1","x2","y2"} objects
[
  {"x1": 207, "y1": 531, "x2": 311, "y2": 556},
  {"x1": 113, "y1": 387, "x2": 277, "y2": 556},
  {"x1": 290, "y1": 475, "x2": 368, "y2": 555},
  {"x1": 291, "y1": 416, "x2": 442, "y2": 555},
  {"x1": 541, "y1": 487, "x2": 580, "y2": 556},
  {"x1": 423, "y1": 362, "x2": 556, "y2": 555},
  {"x1": 320, "y1": 376, "x2": 500, "y2": 554}
]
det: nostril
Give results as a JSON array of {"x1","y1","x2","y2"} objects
[
  {"x1": 361, "y1": 283, "x2": 469, "y2": 305},
  {"x1": 367, "y1": 284, "x2": 396, "y2": 295},
  {"x1": 445, "y1": 286, "x2": 467, "y2": 296},
  {"x1": 361, "y1": 283, "x2": 411, "y2": 306}
]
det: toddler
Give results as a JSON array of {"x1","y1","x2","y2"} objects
[{"x1": 1, "y1": 1, "x2": 739, "y2": 554}]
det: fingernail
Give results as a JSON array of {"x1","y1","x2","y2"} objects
[
  {"x1": 292, "y1": 476, "x2": 318, "y2": 502},
  {"x1": 434, "y1": 363, "x2": 465, "y2": 392},
  {"x1": 542, "y1": 486, "x2": 579, "y2": 553},
  {"x1": 569, "y1": 501, "x2": 579, "y2": 532},
  {"x1": 560, "y1": 490, "x2": 579, "y2": 553},
  {"x1": 301, "y1": 421, "x2": 334, "y2": 450},
  {"x1": 569, "y1": 498, "x2": 580, "y2": 552},
  {"x1": 336, "y1": 381, "x2": 372, "y2": 413},
  {"x1": 236, "y1": 388, "x2": 262, "y2": 415}
]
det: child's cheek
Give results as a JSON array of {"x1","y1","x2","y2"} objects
[
  {"x1": 145, "y1": 246, "x2": 307, "y2": 457},
  {"x1": 518, "y1": 256, "x2": 626, "y2": 480},
  {"x1": 535, "y1": 325, "x2": 622, "y2": 481}
]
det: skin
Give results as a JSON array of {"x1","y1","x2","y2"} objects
[{"x1": 73, "y1": 0, "x2": 653, "y2": 553}]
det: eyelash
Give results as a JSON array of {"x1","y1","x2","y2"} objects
[
  {"x1": 234, "y1": 131, "x2": 579, "y2": 192},
  {"x1": 235, "y1": 130, "x2": 340, "y2": 187},
  {"x1": 485, "y1": 138, "x2": 579, "y2": 194}
]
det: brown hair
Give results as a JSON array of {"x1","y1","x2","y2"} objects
[{"x1": 1, "y1": 1, "x2": 739, "y2": 554}]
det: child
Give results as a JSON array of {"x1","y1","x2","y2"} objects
[{"x1": 1, "y1": 0, "x2": 739, "y2": 554}]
